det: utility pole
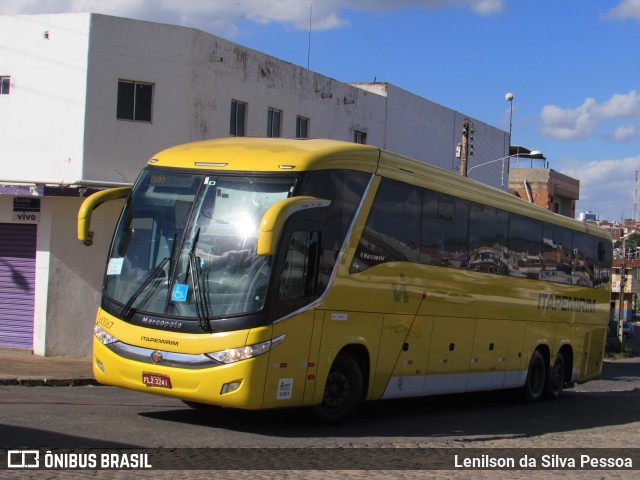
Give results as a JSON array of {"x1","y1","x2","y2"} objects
[
  {"x1": 634, "y1": 169, "x2": 638, "y2": 222},
  {"x1": 618, "y1": 236, "x2": 626, "y2": 345},
  {"x1": 459, "y1": 118, "x2": 473, "y2": 177}
]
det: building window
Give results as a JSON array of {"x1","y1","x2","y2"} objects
[
  {"x1": 230, "y1": 100, "x2": 247, "y2": 136},
  {"x1": 296, "y1": 116, "x2": 310, "y2": 138},
  {"x1": 267, "y1": 108, "x2": 282, "y2": 138},
  {"x1": 0, "y1": 76, "x2": 10, "y2": 95},
  {"x1": 354, "y1": 130, "x2": 367, "y2": 144},
  {"x1": 117, "y1": 80, "x2": 153, "y2": 122}
]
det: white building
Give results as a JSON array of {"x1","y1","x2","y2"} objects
[
  {"x1": 0, "y1": 13, "x2": 509, "y2": 357},
  {"x1": 579, "y1": 211, "x2": 598, "y2": 222}
]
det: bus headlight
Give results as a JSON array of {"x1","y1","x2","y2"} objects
[
  {"x1": 208, "y1": 334, "x2": 285, "y2": 364},
  {"x1": 94, "y1": 325, "x2": 119, "y2": 345}
]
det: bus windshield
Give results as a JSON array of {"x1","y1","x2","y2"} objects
[{"x1": 104, "y1": 170, "x2": 294, "y2": 321}]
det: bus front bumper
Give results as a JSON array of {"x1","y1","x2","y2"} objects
[{"x1": 92, "y1": 337, "x2": 268, "y2": 410}]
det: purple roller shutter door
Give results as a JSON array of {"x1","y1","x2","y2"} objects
[{"x1": 0, "y1": 223, "x2": 37, "y2": 348}]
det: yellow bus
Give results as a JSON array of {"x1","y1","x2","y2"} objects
[{"x1": 78, "y1": 137, "x2": 612, "y2": 423}]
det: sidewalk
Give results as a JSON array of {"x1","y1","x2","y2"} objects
[{"x1": 0, "y1": 350, "x2": 96, "y2": 386}]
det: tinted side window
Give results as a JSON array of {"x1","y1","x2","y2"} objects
[
  {"x1": 508, "y1": 215, "x2": 542, "y2": 279},
  {"x1": 421, "y1": 190, "x2": 469, "y2": 269},
  {"x1": 278, "y1": 231, "x2": 320, "y2": 301},
  {"x1": 595, "y1": 239, "x2": 612, "y2": 287},
  {"x1": 572, "y1": 233, "x2": 595, "y2": 287},
  {"x1": 468, "y1": 203, "x2": 509, "y2": 275},
  {"x1": 542, "y1": 224, "x2": 573, "y2": 284},
  {"x1": 300, "y1": 169, "x2": 369, "y2": 287},
  {"x1": 350, "y1": 178, "x2": 421, "y2": 273}
]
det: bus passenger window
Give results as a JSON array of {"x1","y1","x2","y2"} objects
[
  {"x1": 421, "y1": 190, "x2": 469, "y2": 269},
  {"x1": 350, "y1": 178, "x2": 421, "y2": 273},
  {"x1": 278, "y1": 231, "x2": 320, "y2": 300},
  {"x1": 595, "y1": 240, "x2": 612, "y2": 286},
  {"x1": 468, "y1": 203, "x2": 509, "y2": 275},
  {"x1": 508, "y1": 215, "x2": 542, "y2": 280},
  {"x1": 572, "y1": 233, "x2": 595, "y2": 287},
  {"x1": 300, "y1": 170, "x2": 369, "y2": 286},
  {"x1": 542, "y1": 224, "x2": 573, "y2": 285}
]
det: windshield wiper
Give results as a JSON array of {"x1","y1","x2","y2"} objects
[
  {"x1": 187, "y1": 228, "x2": 212, "y2": 332},
  {"x1": 164, "y1": 232, "x2": 179, "y2": 312},
  {"x1": 120, "y1": 257, "x2": 170, "y2": 320}
]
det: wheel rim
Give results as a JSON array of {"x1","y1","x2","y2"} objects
[
  {"x1": 549, "y1": 357, "x2": 565, "y2": 394},
  {"x1": 551, "y1": 365, "x2": 563, "y2": 390},
  {"x1": 324, "y1": 370, "x2": 350, "y2": 408},
  {"x1": 529, "y1": 357, "x2": 545, "y2": 398}
]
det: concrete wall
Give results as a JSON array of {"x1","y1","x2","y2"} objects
[
  {"x1": 509, "y1": 168, "x2": 579, "y2": 218},
  {"x1": 0, "y1": 14, "x2": 90, "y2": 183},
  {"x1": 354, "y1": 83, "x2": 510, "y2": 187},
  {"x1": 44, "y1": 197, "x2": 123, "y2": 356},
  {"x1": 2, "y1": 13, "x2": 507, "y2": 187},
  {"x1": 82, "y1": 14, "x2": 387, "y2": 183}
]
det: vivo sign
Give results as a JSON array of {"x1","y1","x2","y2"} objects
[{"x1": 12, "y1": 197, "x2": 40, "y2": 223}]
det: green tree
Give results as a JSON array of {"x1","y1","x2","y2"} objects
[{"x1": 614, "y1": 232, "x2": 640, "y2": 258}]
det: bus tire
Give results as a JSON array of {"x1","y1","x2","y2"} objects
[
  {"x1": 310, "y1": 352, "x2": 363, "y2": 424},
  {"x1": 544, "y1": 352, "x2": 566, "y2": 400},
  {"x1": 522, "y1": 350, "x2": 546, "y2": 403}
]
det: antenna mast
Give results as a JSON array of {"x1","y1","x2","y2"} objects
[
  {"x1": 635, "y1": 169, "x2": 638, "y2": 222},
  {"x1": 307, "y1": 1, "x2": 312, "y2": 69}
]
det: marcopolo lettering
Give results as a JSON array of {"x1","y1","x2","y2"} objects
[
  {"x1": 360, "y1": 251, "x2": 385, "y2": 262},
  {"x1": 538, "y1": 294, "x2": 596, "y2": 314},
  {"x1": 141, "y1": 316, "x2": 183, "y2": 330}
]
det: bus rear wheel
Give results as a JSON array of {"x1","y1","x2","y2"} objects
[
  {"x1": 544, "y1": 353, "x2": 566, "y2": 399},
  {"x1": 310, "y1": 352, "x2": 363, "y2": 424},
  {"x1": 522, "y1": 350, "x2": 546, "y2": 403}
]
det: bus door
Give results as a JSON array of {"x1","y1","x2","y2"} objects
[{"x1": 262, "y1": 219, "x2": 324, "y2": 408}]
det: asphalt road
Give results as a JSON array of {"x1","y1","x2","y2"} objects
[
  {"x1": 1, "y1": 328, "x2": 639, "y2": 478},
  {"x1": 1, "y1": 355, "x2": 639, "y2": 450}
]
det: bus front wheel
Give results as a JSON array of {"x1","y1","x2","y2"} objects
[
  {"x1": 311, "y1": 352, "x2": 363, "y2": 424},
  {"x1": 522, "y1": 350, "x2": 546, "y2": 403}
]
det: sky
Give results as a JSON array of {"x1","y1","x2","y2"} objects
[{"x1": 1, "y1": 0, "x2": 639, "y2": 221}]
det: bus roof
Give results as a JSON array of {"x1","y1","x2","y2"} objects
[
  {"x1": 376, "y1": 149, "x2": 608, "y2": 238},
  {"x1": 147, "y1": 137, "x2": 609, "y2": 239},
  {"x1": 149, "y1": 137, "x2": 380, "y2": 174}
]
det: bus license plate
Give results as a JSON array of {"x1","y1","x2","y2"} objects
[{"x1": 142, "y1": 372, "x2": 172, "y2": 389}]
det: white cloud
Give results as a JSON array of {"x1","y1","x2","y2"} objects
[
  {"x1": 557, "y1": 155, "x2": 640, "y2": 220},
  {"x1": 613, "y1": 125, "x2": 637, "y2": 142},
  {"x1": 605, "y1": 0, "x2": 640, "y2": 21},
  {"x1": 469, "y1": 0, "x2": 504, "y2": 15},
  {"x1": 540, "y1": 90, "x2": 640, "y2": 140},
  {"x1": 344, "y1": 0, "x2": 503, "y2": 15},
  {"x1": 0, "y1": 0, "x2": 504, "y2": 36}
]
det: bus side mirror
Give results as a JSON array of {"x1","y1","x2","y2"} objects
[
  {"x1": 77, "y1": 187, "x2": 131, "y2": 246},
  {"x1": 257, "y1": 196, "x2": 330, "y2": 256}
]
